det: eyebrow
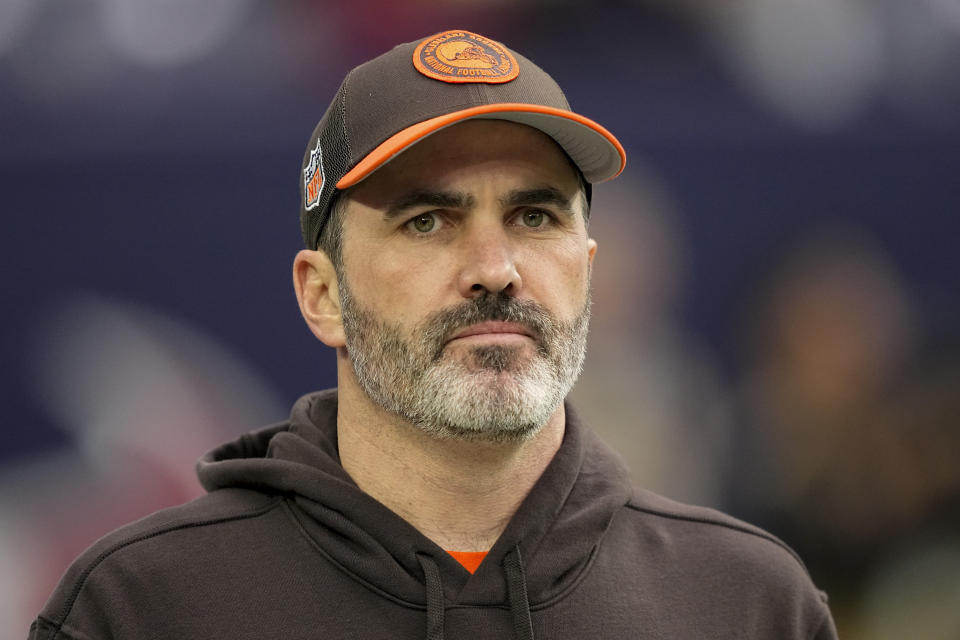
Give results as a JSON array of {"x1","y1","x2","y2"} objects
[
  {"x1": 383, "y1": 190, "x2": 475, "y2": 220},
  {"x1": 381, "y1": 185, "x2": 577, "y2": 221},
  {"x1": 500, "y1": 186, "x2": 577, "y2": 218}
]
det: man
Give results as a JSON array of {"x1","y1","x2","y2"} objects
[{"x1": 30, "y1": 31, "x2": 836, "y2": 639}]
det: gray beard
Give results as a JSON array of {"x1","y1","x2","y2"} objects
[{"x1": 339, "y1": 278, "x2": 590, "y2": 442}]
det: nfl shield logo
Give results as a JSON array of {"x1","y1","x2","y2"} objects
[{"x1": 303, "y1": 140, "x2": 324, "y2": 210}]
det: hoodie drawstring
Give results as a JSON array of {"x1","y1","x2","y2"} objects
[
  {"x1": 417, "y1": 546, "x2": 535, "y2": 640},
  {"x1": 504, "y1": 545, "x2": 535, "y2": 640},
  {"x1": 417, "y1": 553, "x2": 446, "y2": 640}
]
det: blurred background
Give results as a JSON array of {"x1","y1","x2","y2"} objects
[{"x1": 1, "y1": 1, "x2": 958, "y2": 638}]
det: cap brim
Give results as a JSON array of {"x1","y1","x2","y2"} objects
[{"x1": 336, "y1": 103, "x2": 626, "y2": 190}]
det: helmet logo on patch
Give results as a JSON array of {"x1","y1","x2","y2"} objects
[
  {"x1": 413, "y1": 30, "x2": 519, "y2": 84},
  {"x1": 303, "y1": 139, "x2": 324, "y2": 210}
]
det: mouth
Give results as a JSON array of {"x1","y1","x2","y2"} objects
[{"x1": 447, "y1": 321, "x2": 537, "y2": 345}]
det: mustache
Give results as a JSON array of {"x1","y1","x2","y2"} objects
[{"x1": 418, "y1": 292, "x2": 553, "y2": 360}]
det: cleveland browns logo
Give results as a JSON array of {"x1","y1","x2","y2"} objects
[{"x1": 413, "y1": 30, "x2": 519, "y2": 84}]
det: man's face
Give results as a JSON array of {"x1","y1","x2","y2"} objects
[{"x1": 336, "y1": 119, "x2": 597, "y2": 441}]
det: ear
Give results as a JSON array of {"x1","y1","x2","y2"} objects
[
  {"x1": 587, "y1": 237, "x2": 598, "y2": 267},
  {"x1": 293, "y1": 249, "x2": 346, "y2": 348}
]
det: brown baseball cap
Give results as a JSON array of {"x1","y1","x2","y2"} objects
[{"x1": 299, "y1": 29, "x2": 627, "y2": 249}]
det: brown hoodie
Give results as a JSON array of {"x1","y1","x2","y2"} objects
[{"x1": 29, "y1": 389, "x2": 836, "y2": 639}]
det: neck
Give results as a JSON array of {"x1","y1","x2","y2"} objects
[{"x1": 335, "y1": 364, "x2": 565, "y2": 552}]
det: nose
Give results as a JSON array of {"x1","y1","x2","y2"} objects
[{"x1": 456, "y1": 223, "x2": 522, "y2": 298}]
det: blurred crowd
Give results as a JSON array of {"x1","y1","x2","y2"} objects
[
  {"x1": 2, "y1": 1, "x2": 958, "y2": 639},
  {"x1": 726, "y1": 225, "x2": 960, "y2": 638}
]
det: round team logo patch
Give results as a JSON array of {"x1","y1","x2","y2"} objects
[{"x1": 413, "y1": 30, "x2": 519, "y2": 84}]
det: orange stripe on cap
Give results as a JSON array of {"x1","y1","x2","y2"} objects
[{"x1": 336, "y1": 103, "x2": 627, "y2": 190}]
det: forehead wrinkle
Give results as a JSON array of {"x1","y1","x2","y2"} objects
[{"x1": 382, "y1": 189, "x2": 475, "y2": 220}]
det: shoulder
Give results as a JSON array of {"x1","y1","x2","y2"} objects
[
  {"x1": 594, "y1": 489, "x2": 836, "y2": 638},
  {"x1": 626, "y1": 487, "x2": 803, "y2": 560},
  {"x1": 32, "y1": 489, "x2": 287, "y2": 639},
  {"x1": 68, "y1": 487, "x2": 283, "y2": 569},
  {"x1": 625, "y1": 489, "x2": 830, "y2": 609},
  {"x1": 622, "y1": 487, "x2": 817, "y2": 582},
  {"x1": 574, "y1": 408, "x2": 829, "y2": 600}
]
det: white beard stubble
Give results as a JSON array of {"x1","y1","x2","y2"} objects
[{"x1": 339, "y1": 277, "x2": 590, "y2": 442}]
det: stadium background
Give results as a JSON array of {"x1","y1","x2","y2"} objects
[{"x1": 2, "y1": 1, "x2": 958, "y2": 638}]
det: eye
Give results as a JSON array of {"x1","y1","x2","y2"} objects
[
  {"x1": 408, "y1": 212, "x2": 437, "y2": 234},
  {"x1": 520, "y1": 209, "x2": 547, "y2": 228}
]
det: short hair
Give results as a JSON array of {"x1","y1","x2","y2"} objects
[
  {"x1": 316, "y1": 174, "x2": 591, "y2": 272},
  {"x1": 316, "y1": 193, "x2": 348, "y2": 272}
]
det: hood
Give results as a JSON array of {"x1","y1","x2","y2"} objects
[{"x1": 197, "y1": 389, "x2": 633, "y2": 612}]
